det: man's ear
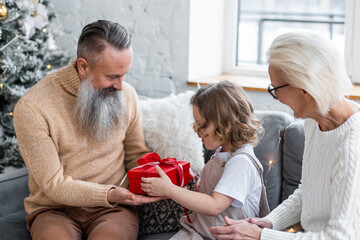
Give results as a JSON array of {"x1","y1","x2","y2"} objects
[{"x1": 76, "y1": 57, "x2": 91, "y2": 80}]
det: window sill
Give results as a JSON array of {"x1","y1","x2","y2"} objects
[{"x1": 187, "y1": 74, "x2": 360, "y2": 100}]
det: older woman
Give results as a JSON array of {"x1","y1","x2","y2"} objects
[{"x1": 208, "y1": 32, "x2": 360, "y2": 240}]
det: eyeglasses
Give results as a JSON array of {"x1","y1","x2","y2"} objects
[
  {"x1": 191, "y1": 121, "x2": 206, "y2": 132},
  {"x1": 267, "y1": 83, "x2": 289, "y2": 99},
  {"x1": 191, "y1": 122, "x2": 203, "y2": 141},
  {"x1": 191, "y1": 121, "x2": 209, "y2": 138}
]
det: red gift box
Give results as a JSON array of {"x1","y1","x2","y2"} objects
[{"x1": 128, "y1": 152, "x2": 191, "y2": 195}]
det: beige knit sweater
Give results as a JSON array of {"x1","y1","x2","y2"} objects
[{"x1": 13, "y1": 60, "x2": 150, "y2": 214}]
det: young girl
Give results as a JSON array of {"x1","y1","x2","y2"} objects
[{"x1": 141, "y1": 81, "x2": 270, "y2": 239}]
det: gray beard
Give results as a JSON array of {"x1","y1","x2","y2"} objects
[{"x1": 75, "y1": 76, "x2": 126, "y2": 141}]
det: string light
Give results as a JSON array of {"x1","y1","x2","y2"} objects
[
  {"x1": 42, "y1": 28, "x2": 47, "y2": 33},
  {"x1": 287, "y1": 228, "x2": 294, "y2": 233},
  {"x1": 0, "y1": 83, "x2": 3, "y2": 88},
  {"x1": 265, "y1": 157, "x2": 275, "y2": 184},
  {"x1": 17, "y1": 46, "x2": 21, "y2": 50},
  {"x1": 9, "y1": 112, "x2": 13, "y2": 116},
  {"x1": 46, "y1": 64, "x2": 51, "y2": 69}
]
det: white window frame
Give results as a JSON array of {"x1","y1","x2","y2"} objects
[
  {"x1": 224, "y1": 0, "x2": 360, "y2": 83},
  {"x1": 223, "y1": 0, "x2": 268, "y2": 78},
  {"x1": 344, "y1": 0, "x2": 360, "y2": 83}
]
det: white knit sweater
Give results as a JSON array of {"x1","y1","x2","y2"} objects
[{"x1": 261, "y1": 109, "x2": 360, "y2": 240}]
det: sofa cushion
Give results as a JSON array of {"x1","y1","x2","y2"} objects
[
  {"x1": 0, "y1": 167, "x2": 29, "y2": 217},
  {"x1": 137, "y1": 231, "x2": 176, "y2": 240},
  {"x1": 282, "y1": 120, "x2": 304, "y2": 201},
  {"x1": 0, "y1": 210, "x2": 31, "y2": 240},
  {"x1": 0, "y1": 168, "x2": 31, "y2": 240},
  {"x1": 253, "y1": 111, "x2": 293, "y2": 210}
]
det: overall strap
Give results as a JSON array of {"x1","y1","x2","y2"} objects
[
  {"x1": 230, "y1": 150, "x2": 270, "y2": 217},
  {"x1": 230, "y1": 150, "x2": 263, "y2": 174}
]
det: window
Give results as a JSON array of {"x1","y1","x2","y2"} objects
[{"x1": 224, "y1": 0, "x2": 360, "y2": 83}]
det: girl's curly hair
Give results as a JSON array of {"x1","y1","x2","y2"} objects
[{"x1": 191, "y1": 81, "x2": 262, "y2": 152}]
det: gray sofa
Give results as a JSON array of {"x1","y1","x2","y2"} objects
[{"x1": 0, "y1": 110, "x2": 305, "y2": 240}]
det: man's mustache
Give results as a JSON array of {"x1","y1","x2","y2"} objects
[{"x1": 100, "y1": 86, "x2": 118, "y2": 96}]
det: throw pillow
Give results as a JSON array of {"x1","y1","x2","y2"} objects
[
  {"x1": 137, "y1": 91, "x2": 203, "y2": 235},
  {"x1": 138, "y1": 199, "x2": 186, "y2": 235},
  {"x1": 137, "y1": 180, "x2": 195, "y2": 235},
  {"x1": 139, "y1": 91, "x2": 204, "y2": 174}
]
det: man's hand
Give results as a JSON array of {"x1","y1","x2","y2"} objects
[
  {"x1": 140, "y1": 165, "x2": 173, "y2": 197},
  {"x1": 107, "y1": 186, "x2": 165, "y2": 205},
  {"x1": 208, "y1": 216, "x2": 263, "y2": 240}
]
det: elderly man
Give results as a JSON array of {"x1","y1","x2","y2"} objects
[{"x1": 13, "y1": 20, "x2": 160, "y2": 240}]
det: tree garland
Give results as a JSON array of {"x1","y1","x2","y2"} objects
[{"x1": 0, "y1": 0, "x2": 70, "y2": 173}]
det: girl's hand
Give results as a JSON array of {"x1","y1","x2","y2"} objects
[{"x1": 141, "y1": 165, "x2": 174, "y2": 197}]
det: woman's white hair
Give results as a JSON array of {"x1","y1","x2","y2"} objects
[{"x1": 267, "y1": 32, "x2": 352, "y2": 116}]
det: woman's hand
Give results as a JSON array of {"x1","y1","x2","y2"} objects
[
  {"x1": 107, "y1": 187, "x2": 165, "y2": 205},
  {"x1": 140, "y1": 165, "x2": 174, "y2": 197},
  {"x1": 208, "y1": 216, "x2": 264, "y2": 240},
  {"x1": 246, "y1": 217, "x2": 273, "y2": 229}
]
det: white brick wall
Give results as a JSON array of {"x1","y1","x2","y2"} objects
[{"x1": 49, "y1": 0, "x2": 192, "y2": 98}]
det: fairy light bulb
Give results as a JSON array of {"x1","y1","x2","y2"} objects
[
  {"x1": 9, "y1": 112, "x2": 13, "y2": 116},
  {"x1": 42, "y1": 28, "x2": 47, "y2": 33},
  {"x1": 269, "y1": 160, "x2": 273, "y2": 165},
  {"x1": 17, "y1": 46, "x2": 21, "y2": 50},
  {"x1": 287, "y1": 228, "x2": 294, "y2": 233},
  {"x1": 46, "y1": 64, "x2": 51, "y2": 69},
  {"x1": 0, "y1": 83, "x2": 3, "y2": 88}
]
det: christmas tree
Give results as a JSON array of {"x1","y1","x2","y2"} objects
[{"x1": 0, "y1": 0, "x2": 70, "y2": 173}]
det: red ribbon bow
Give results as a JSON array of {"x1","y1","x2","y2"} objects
[{"x1": 136, "y1": 152, "x2": 185, "y2": 187}]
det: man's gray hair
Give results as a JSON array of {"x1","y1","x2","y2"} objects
[{"x1": 77, "y1": 20, "x2": 132, "y2": 67}]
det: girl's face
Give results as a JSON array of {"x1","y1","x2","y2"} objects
[{"x1": 192, "y1": 105, "x2": 227, "y2": 151}]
